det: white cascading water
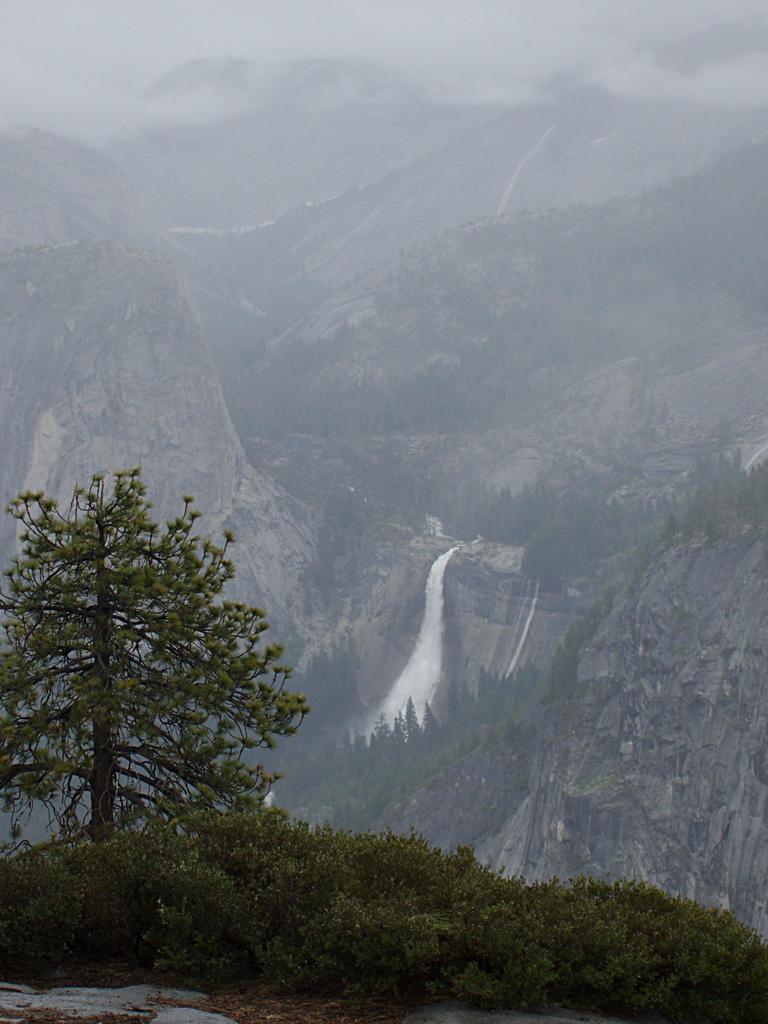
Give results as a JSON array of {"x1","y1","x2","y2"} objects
[
  {"x1": 496, "y1": 124, "x2": 556, "y2": 215},
  {"x1": 506, "y1": 580, "x2": 539, "y2": 677},
  {"x1": 372, "y1": 546, "x2": 458, "y2": 729}
]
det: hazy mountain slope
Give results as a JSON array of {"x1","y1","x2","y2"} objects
[
  {"x1": 195, "y1": 139, "x2": 768, "y2": 735},
  {"x1": 0, "y1": 241, "x2": 313, "y2": 630},
  {"x1": 0, "y1": 127, "x2": 149, "y2": 250},
  {"x1": 383, "y1": 526, "x2": 768, "y2": 936},
  {"x1": 172, "y1": 85, "x2": 768, "y2": 311},
  {"x1": 226, "y1": 140, "x2": 768, "y2": 474},
  {"x1": 228, "y1": 137, "x2": 768, "y2": 714},
  {"x1": 111, "y1": 58, "x2": 482, "y2": 229}
]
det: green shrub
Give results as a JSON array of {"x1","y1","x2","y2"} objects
[
  {"x1": 67, "y1": 832, "x2": 173, "y2": 961},
  {"x1": 449, "y1": 896, "x2": 555, "y2": 1009},
  {"x1": 267, "y1": 893, "x2": 453, "y2": 994},
  {"x1": 0, "y1": 815, "x2": 766, "y2": 1024},
  {"x1": 0, "y1": 850, "x2": 79, "y2": 963},
  {"x1": 527, "y1": 877, "x2": 768, "y2": 1023},
  {"x1": 68, "y1": 831, "x2": 259, "y2": 981}
]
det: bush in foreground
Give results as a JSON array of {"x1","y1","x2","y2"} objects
[{"x1": 0, "y1": 814, "x2": 766, "y2": 1023}]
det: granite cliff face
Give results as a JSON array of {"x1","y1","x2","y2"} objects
[
  {"x1": 443, "y1": 544, "x2": 589, "y2": 692},
  {"x1": 291, "y1": 520, "x2": 585, "y2": 720},
  {"x1": 0, "y1": 241, "x2": 313, "y2": 630},
  {"x1": 384, "y1": 531, "x2": 768, "y2": 934}
]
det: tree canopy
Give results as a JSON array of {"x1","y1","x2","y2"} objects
[{"x1": 0, "y1": 469, "x2": 307, "y2": 843}]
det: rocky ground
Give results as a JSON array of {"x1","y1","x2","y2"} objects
[
  {"x1": 0, "y1": 990, "x2": 674, "y2": 1024},
  {"x1": 404, "y1": 1010, "x2": 669, "y2": 1024},
  {"x1": 0, "y1": 981, "x2": 404, "y2": 1023},
  {"x1": 0, "y1": 973, "x2": 673, "y2": 1024}
]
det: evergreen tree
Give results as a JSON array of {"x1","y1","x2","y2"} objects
[
  {"x1": 371, "y1": 714, "x2": 391, "y2": 745},
  {"x1": 392, "y1": 710, "x2": 406, "y2": 746},
  {"x1": 0, "y1": 470, "x2": 307, "y2": 843},
  {"x1": 421, "y1": 702, "x2": 438, "y2": 745},
  {"x1": 404, "y1": 697, "x2": 420, "y2": 742}
]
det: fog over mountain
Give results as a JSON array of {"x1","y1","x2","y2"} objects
[
  {"x1": 4, "y1": 0, "x2": 768, "y2": 960},
  {"x1": 3, "y1": 0, "x2": 768, "y2": 140}
]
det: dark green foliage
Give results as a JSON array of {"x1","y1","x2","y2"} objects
[
  {"x1": 0, "y1": 850, "x2": 80, "y2": 963},
  {"x1": 274, "y1": 665, "x2": 531, "y2": 831},
  {"x1": 276, "y1": 593, "x2": 613, "y2": 831},
  {"x1": 510, "y1": 875, "x2": 768, "y2": 1022},
  {"x1": 294, "y1": 639, "x2": 362, "y2": 742},
  {"x1": 453, "y1": 479, "x2": 671, "y2": 580},
  {"x1": 677, "y1": 459, "x2": 768, "y2": 541},
  {"x1": 312, "y1": 489, "x2": 368, "y2": 594},
  {"x1": 0, "y1": 470, "x2": 307, "y2": 842},
  {"x1": 0, "y1": 815, "x2": 767, "y2": 1023}
]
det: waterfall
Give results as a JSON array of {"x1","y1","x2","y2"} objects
[
  {"x1": 371, "y1": 546, "x2": 458, "y2": 730},
  {"x1": 497, "y1": 124, "x2": 555, "y2": 215},
  {"x1": 506, "y1": 581, "x2": 539, "y2": 677}
]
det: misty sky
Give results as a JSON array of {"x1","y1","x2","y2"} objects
[{"x1": 3, "y1": 0, "x2": 768, "y2": 139}]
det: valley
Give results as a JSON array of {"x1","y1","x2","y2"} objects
[{"x1": 2, "y1": 42, "x2": 768, "y2": 946}]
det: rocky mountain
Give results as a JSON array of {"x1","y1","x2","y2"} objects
[
  {"x1": 5, "y1": 47, "x2": 768, "y2": 935},
  {"x1": 168, "y1": 83, "x2": 768, "y2": 326},
  {"x1": 0, "y1": 241, "x2": 313, "y2": 632},
  {"x1": 0, "y1": 127, "x2": 149, "y2": 250},
  {"x1": 383, "y1": 524, "x2": 768, "y2": 937},
  {"x1": 165, "y1": 134, "x2": 768, "y2": 745},
  {"x1": 227, "y1": 138, "x2": 768, "y2": 501},
  {"x1": 253, "y1": 135, "x2": 768, "y2": 872}
]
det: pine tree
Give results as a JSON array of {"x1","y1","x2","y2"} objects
[
  {"x1": 421, "y1": 701, "x2": 438, "y2": 747},
  {"x1": 392, "y1": 710, "x2": 406, "y2": 746},
  {"x1": 371, "y1": 714, "x2": 391, "y2": 745},
  {"x1": 403, "y1": 697, "x2": 420, "y2": 742},
  {"x1": 0, "y1": 470, "x2": 308, "y2": 843}
]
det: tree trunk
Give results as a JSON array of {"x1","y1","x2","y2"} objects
[
  {"x1": 90, "y1": 515, "x2": 114, "y2": 840},
  {"x1": 90, "y1": 719, "x2": 115, "y2": 838}
]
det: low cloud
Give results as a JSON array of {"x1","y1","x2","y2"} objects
[
  {"x1": 1, "y1": 0, "x2": 767, "y2": 141},
  {"x1": 596, "y1": 52, "x2": 768, "y2": 108}
]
